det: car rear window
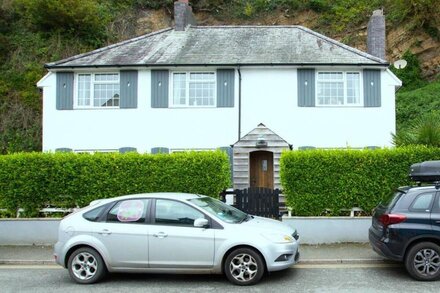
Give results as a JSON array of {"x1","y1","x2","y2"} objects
[{"x1": 379, "y1": 191, "x2": 404, "y2": 209}]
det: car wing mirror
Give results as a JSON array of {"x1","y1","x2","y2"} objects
[{"x1": 194, "y1": 218, "x2": 209, "y2": 228}]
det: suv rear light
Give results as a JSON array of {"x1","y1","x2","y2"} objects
[{"x1": 379, "y1": 214, "x2": 407, "y2": 227}]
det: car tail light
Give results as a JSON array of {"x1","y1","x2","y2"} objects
[{"x1": 379, "y1": 214, "x2": 407, "y2": 227}]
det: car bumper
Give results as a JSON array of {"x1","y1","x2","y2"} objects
[
  {"x1": 53, "y1": 241, "x2": 66, "y2": 267},
  {"x1": 368, "y1": 227, "x2": 402, "y2": 262},
  {"x1": 266, "y1": 241, "x2": 299, "y2": 272}
]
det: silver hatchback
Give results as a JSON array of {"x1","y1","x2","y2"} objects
[{"x1": 54, "y1": 193, "x2": 300, "y2": 285}]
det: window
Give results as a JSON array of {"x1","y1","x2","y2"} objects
[
  {"x1": 83, "y1": 205, "x2": 108, "y2": 222},
  {"x1": 155, "y1": 199, "x2": 204, "y2": 226},
  {"x1": 410, "y1": 192, "x2": 434, "y2": 211},
  {"x1": 171, "y1": 72, "x2": 216, "y2": 107},
  {"x1": 107, "y1": 199, "x2": 149, "y2": 223},
  {"x1": 316, "y1": 72, "x2": 361, "y2": 106},
  {"x1": 76, "y1": 73, "x2": 120, "y2": 108}
]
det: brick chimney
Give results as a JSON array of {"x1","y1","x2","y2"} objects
[
  {"x1": 367, "y1": 9, "x2": 386, "y2": 60},
  {"x1": 174, "y1": 0, "x2": 196, "y2": 31}
]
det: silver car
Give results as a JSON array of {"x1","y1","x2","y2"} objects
[{"x1": 54, "y1": 193, "x2": 300, "y2": 285}]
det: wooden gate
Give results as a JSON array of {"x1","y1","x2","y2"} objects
[{"x1": 220, "y1": 187, "x2": 281, "y2": 219}]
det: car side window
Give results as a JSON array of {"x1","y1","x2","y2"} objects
[
  {"x1": 106, "y1": 199, "x2": 149, "y2": 224},
  {"x1": 155, "y1": 199, "x2": 204, "y2": 227},
  {"x1": 409, "y1": 192, "x2": 435, "y2": 212}
]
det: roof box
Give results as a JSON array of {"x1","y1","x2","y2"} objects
[{"x1": 409, "y1": 161, "x2": 440, "y2": 182}]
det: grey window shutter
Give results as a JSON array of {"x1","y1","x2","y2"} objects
[
  {"x1": 120, "y1": 70, "x2": 138, "y2": 109},
  {"x1": 151, "y1": 70, "x2": 169, "y2": 108},
  {"x1": 297, "y1": 69, "x2": 315, "y2": 107},
  {"x1": 363, "y1": 69, "x2": 381, "y2": 107},
  {"x1": 55, "y1": 148, "x2": 72, "y2": 152},
  {"x1": 151, "y1": 147, "x2": 169, "y2": 154},
  {"x1": 56, "y1": 72, "x2": 74, "y2": 110},
  {"x1": 119, "y1": 147, "x2": 137, "y2": 153},
  {"x1": 217, "y1": 69, "x2": 235, "y2": 107}
]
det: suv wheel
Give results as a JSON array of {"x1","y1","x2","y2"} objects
[
  {"x1": 67, "y1": 247, "x2": 107, "y2": 284},
  {"x1": 224, "y1": 248, "x2": 265, "y2": 286},
  {"x1": 405, "y1": 242, "x2": 440, "y2": 281}
]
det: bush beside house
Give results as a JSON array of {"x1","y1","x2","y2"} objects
[
  {"x1": 0, "y1": 151, "x2": 230, "y2": 217},
  {"x1": 280, "y1": 146, "x2": 440, "y2": 216}
]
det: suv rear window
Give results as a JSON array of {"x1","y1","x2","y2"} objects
[{"x1": 379, "y1": 191, "x2": 404, "y2": 209}]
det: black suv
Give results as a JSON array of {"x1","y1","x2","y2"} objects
[{"x1": 369, "y1": 161, "x2": 440, "y2": 281}]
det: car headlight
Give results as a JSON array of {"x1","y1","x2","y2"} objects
[{"x1": 262, "y1": 233, "x2": 295, "y2": 244}]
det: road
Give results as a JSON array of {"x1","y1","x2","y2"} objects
[{"x1": 0, "y1": 263, "x2": 438, "y2": 292}]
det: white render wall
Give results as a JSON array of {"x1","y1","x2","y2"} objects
[
  {"x1": 41, "y1": 70, "x2": 239, "y2": 153},
  {"x1": 40, "y1": 67, "x2": 398, "y2": 152},
  {"x1": 240, "y1": 67, "x2": 396, "y2": 148}
]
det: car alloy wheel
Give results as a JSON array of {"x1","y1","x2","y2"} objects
[
  {"x1": 224, "y1": 248, "x2": 264, "y2": 285},
  {"x1": 68, "y1": 247, "x2": 106, "y2": 284},
  {"x1": 405, "y1": 242, "x2": 440, "y2": 281}
]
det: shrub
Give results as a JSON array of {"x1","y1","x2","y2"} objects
[
  {"x1": 396, "y1": 80, "x2": 440, "y2": 131},
  {"x1": 393, "y1": 112, "x2": 440, "y2": 147},
  {"x1": 280, "y1": 147, "x2": 440, "y2": 216},
  {"x1": 0, "y1": 151, "x2": 230, "y2": 217}
]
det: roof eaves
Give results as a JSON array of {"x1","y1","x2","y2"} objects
[
  {"x1": 47, "y1": 62, "x2": 389, "y2": 69},
  {"x1": 45, "y1": 27, "x2": 174, "y2": 69}
]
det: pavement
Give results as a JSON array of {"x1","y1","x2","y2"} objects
[{"x1": 0, "y1": 243, "x2": 394, "y2": 266}]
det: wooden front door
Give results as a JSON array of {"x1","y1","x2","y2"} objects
[{"x1": 249, "y1": 151, "x2": 274, "y2": 189}]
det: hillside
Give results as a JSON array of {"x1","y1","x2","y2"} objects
[{"x1": 0, "y1": 0, "x2": 439, "y2": 153}]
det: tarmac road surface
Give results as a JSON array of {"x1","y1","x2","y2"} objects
[{"x1": 0, "y1": 263, "x2": 438, "y2": 293}]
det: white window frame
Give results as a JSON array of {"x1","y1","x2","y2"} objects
[
  {"x1": 169, "y1": 71, "x2": 217, "y2": 108},
  {"x1": 315, "y1": 71, "x2": 363, "y2": 107},
  {"x1": 74, "y1": 72, "x2": 120, "y2": 109}
]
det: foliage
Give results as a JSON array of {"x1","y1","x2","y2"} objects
[
  {"x1": 280, "y1": 147, "x2": 440, "y2": 216},
  {"x1": 393, "y1": 112, "x2": 440, "y2": 147},
  {"x1": 386, "y1": 0, "x2": 440, "y2": 37},
  {"x1": 396, "y1": 80, "x2": 440, "y2": 131},
  {"x1": 0, "y1": 151, "x2": 231, "y2": 217},
  {"x1": 390, "y1": 50, "x2": 426, "y2": 91},
  {"x1": 14, "y1": 0, "x2": 113, "y2": 46}
]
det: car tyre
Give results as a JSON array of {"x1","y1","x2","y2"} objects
[
  {"x1": 67, "y1": 247, "x2": 107, "y2": 284},
  {"x1": 405, "y1": 242, "x2": 440, "y2": 281},
  {"x1": 224, "y1": 248, "x2": 265, "y2": 286}
]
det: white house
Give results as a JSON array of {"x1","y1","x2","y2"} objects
[{"x1": 37, "y1": 1, "x2": 401, "y2": 189}]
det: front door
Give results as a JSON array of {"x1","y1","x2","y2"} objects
[{"x1": 250, "y1": 151, "x2": 274, "y2": 188}]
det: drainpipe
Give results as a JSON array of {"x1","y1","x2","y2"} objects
[{"x1": 238, "y1": 66, "x2": 242, "y2": 141}]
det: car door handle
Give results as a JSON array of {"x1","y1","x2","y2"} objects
[
  {"x1": 153, "y1": 232, "x2": 168, "y2": 238},
  {"x1": 435, "y1": 220, "x2": 440, "y2": 224},
  {"x1": 98, "y1": 229, "x2": 112, "y2": 235}
]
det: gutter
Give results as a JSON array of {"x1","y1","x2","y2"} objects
[{"x1": 44, "y1": 63, "x2": 390, "y2": 70}]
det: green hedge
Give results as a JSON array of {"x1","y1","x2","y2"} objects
[
  {"x1": 280, "y1": 146, "x2": 440, "y2": 216},
  {"x1": 0, "y1": 151, "x2": 230, "y2": 216}
]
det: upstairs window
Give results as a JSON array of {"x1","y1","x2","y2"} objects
[
  {"x1": 171, "y1": 72, "x2": 216, "y2": 107},
  {"x1": 76, "y1": 73, "x2": 120, "y2": 108},
  {"x1": 316, "y1": 72, "x2": 361, "y2": 106}
]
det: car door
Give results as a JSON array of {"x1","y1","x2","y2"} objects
[
  {"x1": 92, "y1": 198, "x2": 150, "y2": 269},
  {"x1": 148, "y1": 199, "x2": 215, "y2": 268},
  {"x1": 431, "y1": 191, "x2": 440, "y2": 236}
]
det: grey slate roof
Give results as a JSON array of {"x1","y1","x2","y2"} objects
[{"x1": 46, "y1": 26, "x2": 388, "y2": 68}]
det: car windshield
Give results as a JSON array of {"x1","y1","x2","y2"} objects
[{"x1": 189, "y1": 197, "x2": 248, "y2": 224}]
